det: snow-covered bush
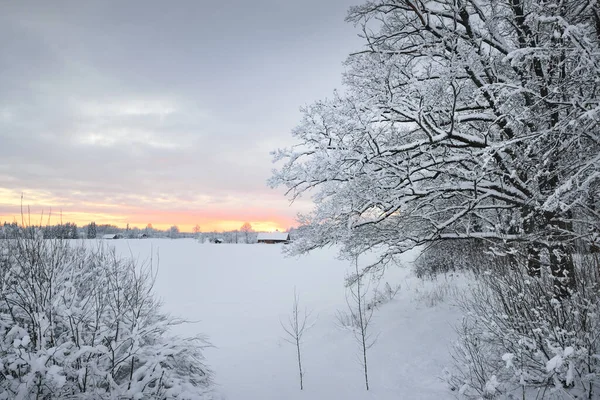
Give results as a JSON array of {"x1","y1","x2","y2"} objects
[
  {"x1": 0, "y1": 233, "x2": 213, "y2": 399},
  {"x1": 448, "y1": 254, "x2": 600, "y2": 399}
]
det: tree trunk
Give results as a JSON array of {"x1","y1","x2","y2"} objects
[
  {"x1": 548, "y1": 210, "x2": 576, "y2": 298},
  {"x1": 526, "y1": 244, "x2": 542, "y2": 277},
  {"x1": 549, "y1": 245, "x2": 575, "y2": 298},
  {"x1": 296, "y1": 338, "x2": 303, "y2": 390},
  {"x1": 523, "y1": 207, "x2": 542, "y2": 277}
]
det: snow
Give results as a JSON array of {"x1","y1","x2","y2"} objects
[
  {"x1": 502, "y1": 353, "x2": 515, "y2": 369},
  {"x1": 109, "y1": 239, "x2": 463, "y2": 399},
  {"x1": 484, "y1": 375, "x2": 499, "y2": 395},
  {"x1": 546, "y1": 355, "x2": 563, "y2": 372},
  {"x1": 256, "y1": 232, "x2": 290, "y2": 241}
]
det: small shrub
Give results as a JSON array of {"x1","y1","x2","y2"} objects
[
  {"x1": 366, "y1": 282, "x2": 401, "y2": 311},
  {"x1": 335, "y1": 309, "x2": 360, "y2": 331},
  {"x1": 414, "y1": 280, "x2": 460, "y2": 308}
]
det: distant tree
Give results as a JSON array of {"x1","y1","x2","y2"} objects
[
  {"x1": 207, "y1": 231, "x2": 218, "y2": 243},
  {"x1": 46, "y1": 223, "x2": 78, "y2": 239},
  {"x1": 240, "y1": 222, "x2": 253, "y2": 244},
  {"x1": 3, "y1": 222, "x2": 19, "y2": 239},
  {"x1": 87, "y1": 222, "x2": 97, "y2": 239},
  {"x1": 169, "y1": 225, "x2": 180, "y2": 239},
  {"x1": 54, "y1": 224, "x2": 64, "y2": 239},
  {"x1": 66, "y1": 223, "x2": 78, "y2": 239},
  {"x1": 96, "y1": 224, "x2": 119, "y2": 237},
  {"x1": 193, "y1": 224, "x2": 202, "y2": 240},
  {"x1": 127, "y1": 226, "x2": 140, "y2": 239},
  {"x1": 222, "y1": 231, "x2": 235, "y2": 244}
]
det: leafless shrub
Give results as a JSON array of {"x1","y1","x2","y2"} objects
[
  {"x1": 339, "y1": 257, "x2": 379, "y2": 390},
  {"x1": 414, "y1": 280, "x2": 460, "y2": 308},
  {"x1": 335, "y1": 309, "x2": 359, "y2": 331},
  {"x1": 447, "y1": 253, "x2": 600, "y2": 399},
  {"x1": 366, "y1": 281, "x2": 401, "y2": 311},
  {"x1": 0, "y1": 229, "x2": 213, "y2": 398},
  {"x1": 280, "y1": 288, "x2": 314, "y2": 390}
]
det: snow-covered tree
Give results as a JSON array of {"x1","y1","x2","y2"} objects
[
  {"x1": 87, "y1": 221, "x2": 97, "y2": 239},
  {"x1": 169, "y1": 225, "x2": 180, "y2": 239},
  {"x1": 193, "y1": 224, "x2": 201, "y2": 234},
  {"x1": 240, "y1": 222, "x2": 253, "y2": 244},
  {"x1": 271, "y1": 0, "x2": 600, "y2": 295}
]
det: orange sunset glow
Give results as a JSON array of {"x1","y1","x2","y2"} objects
[
  {"x1": 0, "y1": 207, "x2": 295, "y2": 233},
  {"x1": 0, "y1": 0, "x2": 336, "y2": 237},
  {"x1": 0, "y1": 189, "x2": 297, "y2": 232}
]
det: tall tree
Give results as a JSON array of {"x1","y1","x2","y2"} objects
[
  {"x1": 169, "y1": 225, "x2": 180, "y2": 239},
  {"x1": 240, "y1": 222, "x2": 253, "y2": 244},
  {"x1": 87, "y1": 222, "x2": 97, "y2": 239},
  {"x1": 271, "y1": 0, "x2": 600, "y2": 296},
  {"x1": 145, "y1": 223, "x2": 154, "y2": 237}
]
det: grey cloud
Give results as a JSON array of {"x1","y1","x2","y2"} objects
[{"x1": 0, "y1": 0, "x2": 362, "y2": 221}]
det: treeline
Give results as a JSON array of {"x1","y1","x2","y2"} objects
[
  {"x1": 199, "y1": 230, "x2": 258, "y2": 244},
  {"x1": 0, "y1": 221, "x2": 296, "y2": 242},
  {"x1": 0, "y1": 221, "x2": 193, "y2": 240},
  {"x1": 1, "y1": 222, "x2": 79, "y2": 239},
  {"x1": 85, "y1": 222, "x2": 192, "y2": 239}
]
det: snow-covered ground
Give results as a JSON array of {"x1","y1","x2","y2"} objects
[{"x1": 109, "y1": 239, "x2": 464, "y2": 399}]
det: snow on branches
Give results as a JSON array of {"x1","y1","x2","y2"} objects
[
  {"x1": 0, "y1": 234, "x2": 213, "y2": 399},
  {"x1": 271, "y1": 0, "x2": 600, "y2": 287}
]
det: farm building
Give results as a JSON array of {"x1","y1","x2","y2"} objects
[{"x1": 257, "y1": 232, "x2": 290, "y2": 244}]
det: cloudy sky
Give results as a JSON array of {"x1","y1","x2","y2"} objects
[{"x1": 0, "y1": 0, "x2": 363, "y2": 231}]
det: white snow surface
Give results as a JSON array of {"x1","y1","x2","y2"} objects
[
  {"x1": 110, "y1": 239, "x2": 463, "y2": 400},
  {"x1": 256, "y1": 231, "x2": 290, "y2": 241}
]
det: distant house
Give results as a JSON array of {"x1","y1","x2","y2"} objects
[
  {"x1": 102, "y1": 233, "x2": 122, "y2": 240},
  {"x1": 257, "y1": 232, "x2": 290, "y2": 244},
  {"x1": 213, "y1": 238, "x2": 223, "y2": 244}
]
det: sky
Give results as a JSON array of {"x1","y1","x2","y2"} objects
[{"x1": 0, "y1": 0, "x2": 364, "y2": 232}]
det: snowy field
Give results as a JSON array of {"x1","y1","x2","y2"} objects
[{"x1": 109, "y1": 239, "x2": 464, "y2": 400}]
